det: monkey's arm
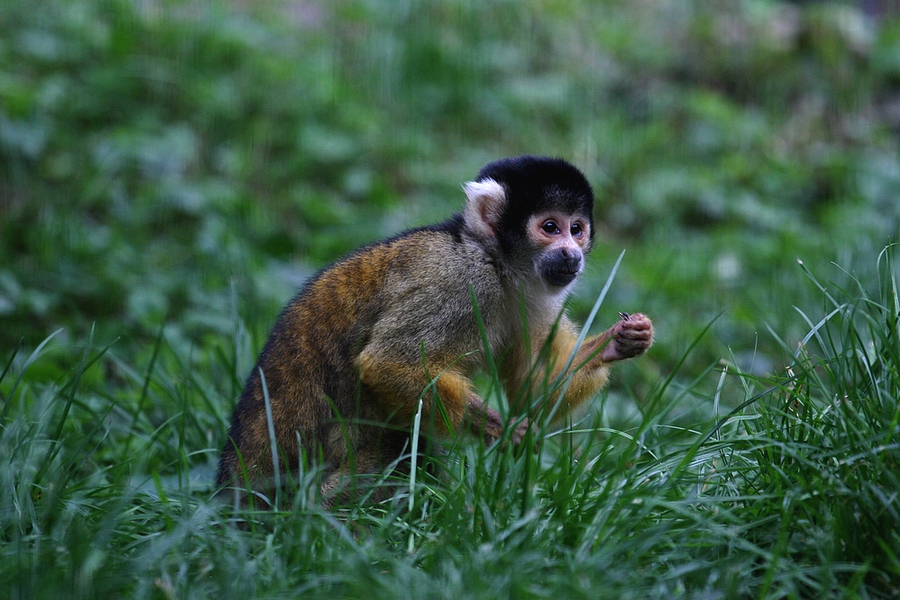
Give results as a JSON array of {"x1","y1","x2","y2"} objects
[
  {"x1": 576, "y1": 312, "x2": 654, "y2": 365},
  {"x1": 506, "y1": 313, "x2": 653, "y2": 424}
]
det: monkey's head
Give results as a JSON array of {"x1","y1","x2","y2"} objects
[{"x1": 463, "y1": 156, "x2": 595, "y2": 290}]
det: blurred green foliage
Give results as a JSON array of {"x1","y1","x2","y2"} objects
[{"x1": 2, "y1": 0, "x2": 900, "y2": 381}]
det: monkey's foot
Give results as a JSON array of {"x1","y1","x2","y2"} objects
[{"x1": 601, "y1": 312, "x2": 653, "y2": 362}]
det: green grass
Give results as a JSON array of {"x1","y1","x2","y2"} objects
[
  {"x1": 2, "y1": 251, "x2": 899, "y2": 598},
  {"x1": 3, "y1": 0, "x2": 900, "y2": 597}
]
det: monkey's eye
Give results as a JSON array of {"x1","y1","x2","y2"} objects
[
  {"x1": 571, "y1": 222, "x2": 584, "y2": 238},
  {"x1": 541, "y1": 220, "x2": 560, "y2": 235}
]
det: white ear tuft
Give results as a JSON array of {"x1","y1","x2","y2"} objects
[{"x1": 463, "y1": 178, "x2": 506, "y2": 239}]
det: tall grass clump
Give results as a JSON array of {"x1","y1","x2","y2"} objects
[
  {"x1": 733, "y1": 249, "x2": 900, "y2": 595},
  {"x1": 673, "y1": 248, "x2": 900, "y2": 598}
]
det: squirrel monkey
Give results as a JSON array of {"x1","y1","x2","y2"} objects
[{"x1": 217, "y1": 156, "x2": 653, "y2": 505}]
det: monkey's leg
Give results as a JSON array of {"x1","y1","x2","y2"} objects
[{"x1": 320, "y1": 448, "x2": 394, "y2": 508}]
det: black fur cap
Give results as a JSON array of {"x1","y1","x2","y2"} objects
[{"x1": 474, "y1": 155, "x2": 595, "y2": 256}]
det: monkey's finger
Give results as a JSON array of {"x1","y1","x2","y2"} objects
[
  {"x1": 619, "y1": 314, "x2": 652, "y2": 330},
  {"x1": 616, "y1": 326, "x2": 654, "y2": 342}
]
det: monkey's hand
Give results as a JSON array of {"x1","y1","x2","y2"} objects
[
  {"x1": 465, "y1": 395, "x2": 506, "y2": 445},
  {"x1": 498, "y1": 416, "x2": 539, "y2": 453},
  {"x1": 509, "y1": 417, "x2": 531, "y2": 445},
  {"x1": 467, "y1": 394, "x2": 536, "y2": 450},
  {"x1": 599, "y1": 312, "x2": 653, "y2": 363}
]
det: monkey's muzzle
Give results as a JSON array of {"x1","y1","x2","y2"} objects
[{"x1": 542, "y1": 255, "x2": 582, "y2": 287}]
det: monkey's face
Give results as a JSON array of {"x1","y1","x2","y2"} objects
[
  {"x1": 527, "y1": 212, "x2": 592, "y2": 288},
  {"x1": 462, "y1": 155, "x2": 597, "y2": 289}
]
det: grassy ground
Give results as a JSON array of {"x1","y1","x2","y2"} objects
[{"x1": 2, "y1": 0, "x2": 900, "y2": 597}]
